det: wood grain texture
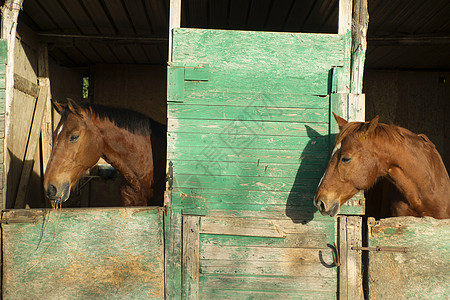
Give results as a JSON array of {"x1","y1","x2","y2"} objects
[
  {"x1": 368, "y1": 217, "x2": 450, "y2": 299},
  {"x1": 2, "y1": 207, "x2": 164, "y2": 299},
  {"x1": 182, "y1": 215, "x2": 200, "y2": 300}
]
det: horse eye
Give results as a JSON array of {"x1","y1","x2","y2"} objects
[
  {"x1": 69, "y1": 134, "x2": 79, "y2": 143},
  {"x1": 341, "y1": 156, "x2": 352, "y2": 163}
]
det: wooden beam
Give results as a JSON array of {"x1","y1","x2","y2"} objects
[
  {"x1": 339, "y1": 216, "x2": 363, "y2": 300},
  {"x1": 37, "y1": 33, "x2": 168, "y2": 47},
  {"x1": 182, "y1": 215, "x2": 200, "y2": 300},
  {"x1": 368, "y1": 35, "x2": 450, "y2": 46},
  {"x1": 2, "y1": 0, "x2": 24, "y2": 209},
  {"x1": 13, "y1": 73, "x2": 39, "y2": 98},
  {"x1": 39, "y1": 44, "x2": 52, "y2": 174},
  {"x1": 339, "y1": 0, "x2": 352, "y2": 35},
  {"x1": 350, "y1": 0, "x2": 369, "y2": 95},
  {"x1": 14, "y1": 87, "x2": 49, "y2": 209},
  {"x1": 169, "y1": 0, "x2": 182, "y2": 62}
]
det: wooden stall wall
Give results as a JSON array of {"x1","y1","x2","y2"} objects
[
  {"x1": 364, "y1": 70, "x2": 449, "y2": 170},
  {"x1": 0, "y1": 41, "x2": 6, "y2": 208},
  {"x1": 5, "y1": 22, "x2": 83, "y2": 209},
  {"x1": 5, "y1": 24, "x2": 39, "y2": 209}
]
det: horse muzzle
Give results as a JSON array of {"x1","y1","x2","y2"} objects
[
  {"x1": 314, "y1": 198, "x2": 340, "y2": 217},
  {"x1": 45, "y1": 182, "x2": 71, "y2": 202}
]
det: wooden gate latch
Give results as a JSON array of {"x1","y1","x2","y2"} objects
[{"x1": 351, "y1": 246, "x2": 409, "y2": 253}]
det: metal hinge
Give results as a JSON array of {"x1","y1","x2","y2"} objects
[
  {"x1": 166, "y1": 161, "x2": 173, "y2": 191},
  {"x1": 351, "y1": 246, "x2": 409, "y2": 253}
]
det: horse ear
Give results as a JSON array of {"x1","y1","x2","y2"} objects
[
  {"x1": 366, "y1": 115, "x2": 379, "y2": 137},
  {"x1": 66, "y1": 98, "x2": 82, "y2": 116},
  {"x1": 52, "y1": 100, "x2": 64, "y2": 114},
  {"x1": 333, "y1": 112, "x2": 348, "y2": 130}
]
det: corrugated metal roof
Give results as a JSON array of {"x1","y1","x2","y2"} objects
[{"x1": 18, "y1": 0, "x2": 450, "y2": 70}]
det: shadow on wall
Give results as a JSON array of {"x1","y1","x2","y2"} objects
[
  {"x1": 6, "y1": 150, "x2": 46, "y2": 209},
  {"x1": 285, "y1": 126, "x2": 331, "y2": 224}
]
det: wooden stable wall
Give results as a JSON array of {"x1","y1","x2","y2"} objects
[
  {"x1": 94, "y1": 64, "x2": 167, "y2": 124},
  {"x1": 5, "y1": 22, "x2": 83, "y2": 209},
  {"x1": 364, "y1": 70, "x2": 450, "y2": 171}
]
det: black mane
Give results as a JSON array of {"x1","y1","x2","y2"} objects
[{"x1": 81, "y1": 103, "x2": 154, "y2": 136}]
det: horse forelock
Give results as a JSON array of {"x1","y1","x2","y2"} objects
[
  {"x1": 70, "y1": 103, "x2": 153, "y2": 136},
  {"x1": 336, "y1": 121, "x2": 405, "y2": 145}
]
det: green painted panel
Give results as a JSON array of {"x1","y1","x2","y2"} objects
[
  {"x1": 368, "y1": 217, "x2": 450, "y2": 299},
  {"x1": 168, "y1": 105, "x2": 328, "y2": 123},
  {"x1": 0, "y1": 40, "x2": 6, "y2": 64},
  {"x1": 168, "y1": 147, "x2": 328, "y2": 164},
  {"x1": 171, "y1": 160, "x2": 326, "y2": 178},
  {"x1": 173, "y1": 174, "x2": 319, "y2": 191},
  {"x1": 200, "y1": 288, "x2": 336, "y2": 300},
  {"x1": 2, "y1": 208, "x2": 164, "y2": 299},
  {"x1": 201, "y1": 233, "x2": 335, "y2": 249},
  {"x1": 178, "y1": 92, "x2": 330, "y2": 109},
  {"x1": 168, "y1": 132, "x2": 328, "y2": 151},
  {"x1": 173, "y1": 28, "x2": 345, "y2": 95}
]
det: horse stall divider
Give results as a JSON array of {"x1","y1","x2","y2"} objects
[
  {"x1": 13, "y1": 86, "x2": 48, "y2": 209},
  {"x1": 367, "y1": 217, "x2": 450, "y2": 299}
]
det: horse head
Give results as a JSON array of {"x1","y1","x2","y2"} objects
[
  {"x1": 44, "y1": 100, "x2": 104, "y2": 203},
  {"x1": 314, "y1": 113, "x2": 382, "y2": 217}
]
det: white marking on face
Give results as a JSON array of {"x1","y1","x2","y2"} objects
[
  {"x1": 56, "y1": 124, "x2": 63, "y2": 137},
  {"x1": 331, "y1": 142, "x2": 341, "y2": 157}
]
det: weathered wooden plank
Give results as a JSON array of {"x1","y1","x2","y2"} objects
[
  {"x1": 182, "y1": 215, "x2": 200, "y2": 300},
  {"x1": 199, "y1": 274, "x2": 337, "y2": 292},
  {"x1": 178, "y1": 92, "x2": 331, "y2": 108},
  {"x1": 168, "y1": 105, "x2": 328, "y2": 123},
  {"x1": 2, "y1": 207, "x2": 164, "y2": 299},
  {"x1": 173, "y1": 174, "x2": 319, "y2": 192},
  {"x1": 200, "y1": 217, "x2": 335, "y2": 236},
  {"x1": 168, "y1": 147, "x2": 329, "y2": 164},
  {"x1": 168, "y1": 132, "x2": 329, "y2": 151},
  {"x1": 165, "y1": 207, "x2": 183, "y2": 300},
  {"x1": 13, "y1": 73, "x2": 39, "y2": 97},
  {"x1": 173, "y1": 29, "x2": 345, "y2": 95},
  {"x1": 171, "y1": 160, "x2": 326, "y2": 178},
  {"x1": 368, "y1": 217, "x2": 450, "y2": 299},
  {"x1": 14, "y1": 87, "x2": 48, "y2": 209},
  {"x1": 200, "y1": 260, "x2": 337, "y2": 277},
  {"x1": 169, "y1": 118, "x2": 329, "y2": 137},
  {"x1": 338, "y1": 216, "x2": 363, "y2": 300},
  {"x1": 199, "y1": 288, "x2": 336, "y2": 300},
  {"x1": 201, "y1": 245, "x2": 333, "y2": 263},
  {"x1": 201, "y1": 233, "x2": 334, "y2": 249}
]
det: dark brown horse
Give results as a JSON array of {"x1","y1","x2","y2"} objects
[
  {"x1": 315, "y1": 113, "x2": 450, "y2": 219},
  {"x1": 44, "y1": 100, "x2": 166, "y2": 206}
]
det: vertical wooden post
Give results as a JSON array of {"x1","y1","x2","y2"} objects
[
  {"x1": 349, "y1": 0, "x2": 368, "y2": 122},
  {"x1": 182, "y1": 215, "x2": 200, "y2": 300},
  {"x1": 350, "y1": 0, "x2": 369, "y2": 95},
  {"x1": 168, "y1": 0, "x2": 181, "y2": 62},
  {"x1": 1, "y1": 0, "x2": 24, "y2": 209},
  {"x1": 339, "y1": 216, "x2": 363, "y2": 300},
  {"x1": 339, "y1": 0, "x2": 352, "y2": 35},
  {"x1": 39, "y1": 44, "x2": 52, "y2": 172}
]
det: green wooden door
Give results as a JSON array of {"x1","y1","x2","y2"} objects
[
  {"x1": 367, "y1": 217, "x2": 450, "y2": 299},
  {"x1": 166, "y1": 28, "x2": 362, "y2": 299},
  {"x1": 2, "y1": 207, "x2": 164, "y2": 299}
]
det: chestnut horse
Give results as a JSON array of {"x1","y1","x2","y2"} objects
[
  {"x1": 44, "y1": 100, "x2": 166, "y2": 206},
  {"x1": 315, "y1": 113, "x2": 450, "y2": 219}
]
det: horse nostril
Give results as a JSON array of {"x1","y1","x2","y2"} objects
[
  {"x1": 46, "y1": 184, "x2": 57, "y2": 198},
  {"x1": 317, "y1": 199, "x2": 326, "y2": 212}
]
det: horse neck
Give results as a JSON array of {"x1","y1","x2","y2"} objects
[
  {"x1": 96, "y1": 121, "x2": 153, "y2": 186},
  {"x1": 381, "y1": 137, "x2": 450, "y2": 217}
]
